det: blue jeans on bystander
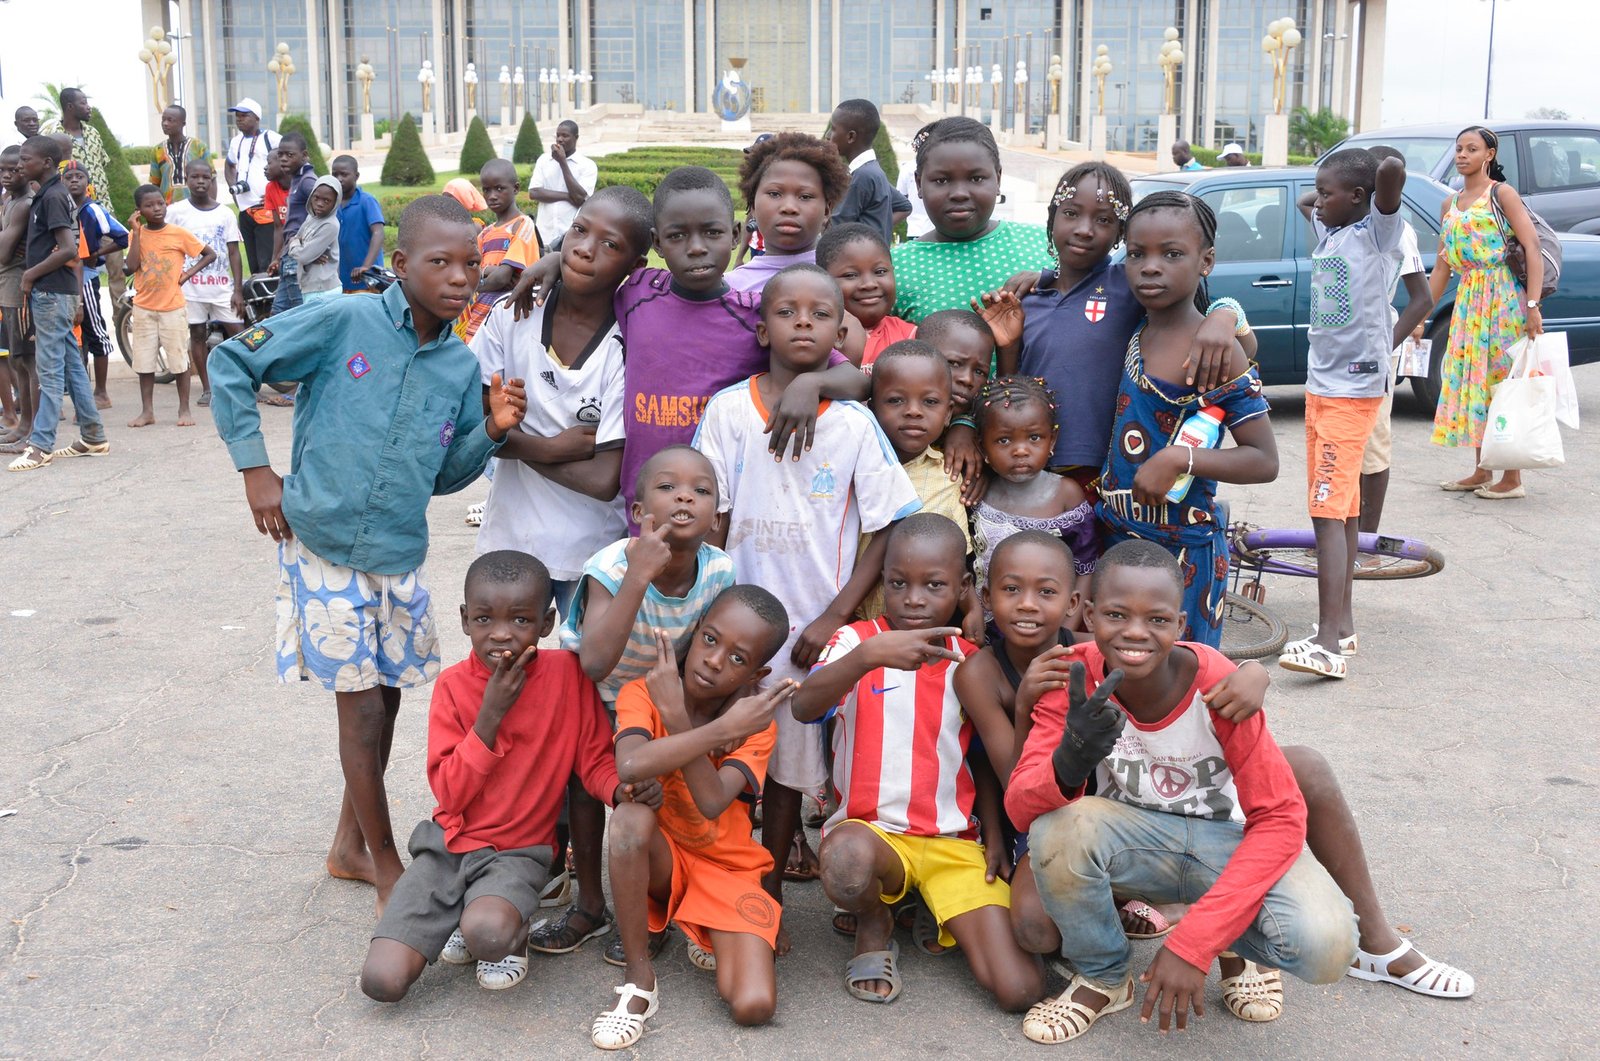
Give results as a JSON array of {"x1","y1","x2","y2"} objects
[{"x1": 29, "y1": 290, "x2": 106, "y2": 453}]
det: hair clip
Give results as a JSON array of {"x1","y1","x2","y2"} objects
[
  {"x1": 1051, "y1": 183, "x2": 1130, "y2": 221},
  {"x1": 911, "y1": 130, "x2": 931, "y2": 154}
]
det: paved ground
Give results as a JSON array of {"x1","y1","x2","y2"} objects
[{"x1": 3, "y1": 363, "x2": 1597, "y2": 1059}]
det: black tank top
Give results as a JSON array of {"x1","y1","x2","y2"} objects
[{"x1": 993, "y1": 630, "x2": 1076, "y2": 692}]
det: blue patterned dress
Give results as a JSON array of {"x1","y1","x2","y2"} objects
[{"x1": 1096, "y1": 328, "x2": 1271, "y2": 647}]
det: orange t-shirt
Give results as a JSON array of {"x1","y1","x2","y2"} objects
[
  {"x1": 454, "y1": 213, "x2": 539, "y2": 342},
  {"x1": 132, "y1": 223, "x2": 205, "y2": 312},
  {"x1": 613, "y1": 679, "x2": 776, "y2": 877}
]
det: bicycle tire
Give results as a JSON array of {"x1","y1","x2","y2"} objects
[
  {"x1": 113, "y1": 298, "x2": 176, "y2": 383},
  {"x1": 1219, "y1": 590, "x2": 1289, "y2": 661},
  {"x1": 1232, "y1": 527, "x2": 1445, "y2": 581}
]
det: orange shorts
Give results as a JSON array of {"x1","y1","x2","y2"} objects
[
  {"x1": 648, "y1": 833, "x2": 781, "y2": 954},
  {"x1": 1305, "y1": 394, "x2": 1384, "y2": 520}
]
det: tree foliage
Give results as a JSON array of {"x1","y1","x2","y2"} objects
[
  {"x1": 459, "y1": 116, "x2": 496, "y2": 176},
  {"x1": 86, "y1": 109, "x2": 139, "y2": 220},
  {"x1": 1289, "y1": 107, "x2": 1350, "y2": 156},
  {"x1": 276, "y1": 114, "x2": 328, "y2": 175},
  {"x1": 512, "y1": 112, "x2": 543, "y2": 165},
  {"x1": 872, "y1": 122, "x2": 899, "y2": 187},
  {"x1": 381, "y1": 114, "x2": 435, "y2": 187}
]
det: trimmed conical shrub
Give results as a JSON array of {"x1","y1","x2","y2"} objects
[
  {"x1": 459, "y1": 116, "x2": 496, "y2": 177},
  {"x1": 872, "y1": 122, "x2": 898, "y2": 188},
  {"x1": 276, "y1": 114, "x2": 328, "y2": 175},
  {"x1": 512, "y1": 111, "x2": 543, "y2": 165},
  {"x1": 86, "y1": 109, "x2": 138, "y2": 219},
  {"x1": 381, "y1": 113, "x2": 435, "y2": 187}
]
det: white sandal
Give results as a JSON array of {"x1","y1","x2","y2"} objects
[
  {"x1": 686, "y1": 939, "x2": 717, "y2": 971},
  {"x1": 465, "y1": 502, "x2": 484, "y2": 526},
  {"x1": 1282, "y1": 625, "x2": 1357, "y2": 657},
  {"x1": 1347, "y1": 940, "x2": 1475, "y2": 998},
  {"x1": 592, "y1": 981, "x2": 660, "y2": 1050},
  {"x1": 1219, "y1": 954, "x2": 1283, "y2": 1022},
  {"x1": 439, "y1": 927, "x2": 473, "y2": 965},
  {"x1": 538, "y1": 869, "x2": 572, "y2": 908},
  {"x1": 1278, "y1": 642, "x2": 1347, "y2": 679},
  {"x1": 6, "y1": 445, "x2": 51, "y2": 472},
  {"x1": 475, "y1": 953, "x2": 528, "y2": 991},
  {"x1": 1021, "y1": 975, "x2": 1134, "y2": 1044}
]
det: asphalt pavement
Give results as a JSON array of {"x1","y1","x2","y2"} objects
[{"x1": 2, "y1": 365, "x2": 1597, "y2": 1058}]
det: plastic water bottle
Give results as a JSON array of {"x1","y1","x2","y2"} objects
[{"x1": 1164, "y1": 405, "x2": 1226, "y2": 502}]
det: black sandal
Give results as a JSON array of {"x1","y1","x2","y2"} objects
[
  {"x1": 603, "y1": 925, "x2": 670, "y2": 967},
  {"x1": 527, "y1": 905, "x2": 613, "y2": 955}
]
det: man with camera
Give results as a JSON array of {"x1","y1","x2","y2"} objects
[{"x1": 223, "y1": 99, "x2": 279, "y2": 275}]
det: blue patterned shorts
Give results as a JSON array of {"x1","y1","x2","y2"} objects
[{"x1": 274, "y1": 539, "x2": 441, "y2": 692}]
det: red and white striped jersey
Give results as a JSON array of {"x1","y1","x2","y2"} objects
[{"x1": 813, "y1": 618, "x2": 980, "y2": 840}]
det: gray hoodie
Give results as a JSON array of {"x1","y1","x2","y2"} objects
[{"x1": 288, "y1": 175, "x2": 343, "y2": 294}]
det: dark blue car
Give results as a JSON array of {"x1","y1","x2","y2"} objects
[{"x1": 1127, "y1": 167, "x2": 1600, "y2": 408}]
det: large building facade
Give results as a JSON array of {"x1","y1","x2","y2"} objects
[{"x1": 153, "y1": 0, "x2": 1383, "y2": 155}]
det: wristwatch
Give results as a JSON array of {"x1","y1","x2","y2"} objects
[{"x1": 1526, "y1": 299, "x2": 1541, "y2": 309}]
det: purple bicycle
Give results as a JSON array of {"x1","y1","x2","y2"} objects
[{"x1": 1217, "y1": 506, "x2": 1446, "y2": 661}]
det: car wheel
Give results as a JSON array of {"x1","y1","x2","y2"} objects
[{"x1": 1409, "y1": 315, "x2": 1451, "y2": 411}]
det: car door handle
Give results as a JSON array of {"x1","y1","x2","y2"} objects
[{"x1": 1252, "y1": 276, "x2": 1293, "y2": 287}]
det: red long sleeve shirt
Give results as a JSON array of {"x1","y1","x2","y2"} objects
[
  {"x1": 427, "y1": 650, "x2": 620, "y2": 854},
  {"x1": 1005, "y1": 642, "x2": 1307, "y2": 973}
]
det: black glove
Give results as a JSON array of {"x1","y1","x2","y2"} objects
[{"x1": 1051, "y1": 662, "x2": 1126, "y2": 793}]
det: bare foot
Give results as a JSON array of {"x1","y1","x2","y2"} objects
[
  {"x1": 176, "y1": 412, "x2": 195, "y2": 427},
  {"x1": 326, "y1": 847, "x2": 377, "y2": 885},
  {"x1": 774, "y1": 918, "x2": 792, "y2": 957},
  {"x1": 94, "y1": 393, "x2": 112, "y2": 410},
  {"x1": 127, "y1": 412, "x2": 155, "y2": 428}
]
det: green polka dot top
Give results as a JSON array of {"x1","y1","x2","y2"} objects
[{"x1": 891, "y1": 221, "x2": 1054, "y2": 324}]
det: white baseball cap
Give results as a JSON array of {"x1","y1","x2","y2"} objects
[
  {"x1": 1220, "y1": 143, "x2": 1244, "y2": 157},
  {"x1": 229, "y1": 98, "x2": 263, "y2": 119}
]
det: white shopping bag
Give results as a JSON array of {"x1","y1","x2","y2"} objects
[
  {"x1": 1509, "y1": 333, "x2": 1579, "y2": 430},
  {"x1": 1479, "y1": 340, "x2": 1565, "y2": 471}
]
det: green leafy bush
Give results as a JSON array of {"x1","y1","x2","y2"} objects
[
  {"x1": 872, "y1": 123, "x2": 898, "y2": 187},
  {"x1": 512, "y1": 112, "x2": 543, "y2": 165},
  {"x1": 122, "y1": 145, "x2": 155, "y2": 166},
  {"x1": 591, "y1": 147, "x2": 743, "y2": 200},
  {"x1": 459, "y1": 116, "x2": 496, "y2": 177},
  {"x1": 381, "y1": 114, "x2": 435, "y2": 187},
  {"x1": 86, "y1": 109, "x2": 138, "y2": 220},
  {"x1": 277, "y1": 114, "x2": 328, "y2": 175}
]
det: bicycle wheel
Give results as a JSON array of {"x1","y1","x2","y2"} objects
[
  {"x1": 1232, "y1": 526, "x2": 1445, "y2": 581},
  {"x1": 1219, "y1": 590, "x2": 1288, "y2": 661}
]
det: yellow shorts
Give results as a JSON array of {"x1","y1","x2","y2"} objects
[
  {"x1": 852, "y1": 820, "x2": 1009, "y2": 947},
  {"x1": 130, "y1": 306, "x2": 191, "y2": 376}
]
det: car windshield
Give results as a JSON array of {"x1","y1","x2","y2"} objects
[
  {"x1": 1343, "y1": 136, "x2": 1454, "y2": 174},
  {"x1": 1130, "y1": 179, "x2": 1187, "y2": 203}
]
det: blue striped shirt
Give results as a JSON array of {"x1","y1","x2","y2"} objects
[{"x1": 559, "y1": 539, "x2": 736, "y2": 704}]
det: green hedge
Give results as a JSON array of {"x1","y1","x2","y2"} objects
[
  {"x1": 87, "y1": 109, "x2": 139, "y2": 220},
  {"x1": 872, "y1": 124, "x2": 898, "y2": 187},
  {"x1": 122, "y1": 144, "x2": 155, "y2": 166},
  {"x1": 591, "y1": 147, "x2": 742, "y2": 201},
  {"x1": 1190, "y1": 145, "x2": 1316, "y2": 168}
]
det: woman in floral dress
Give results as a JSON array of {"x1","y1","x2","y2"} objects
[{"x1": 1430, "y1": 126, "x2": 1544, "y2": 499}]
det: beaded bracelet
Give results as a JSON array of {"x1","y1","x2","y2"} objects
[
  {"x1": 1206, "y1": 296, "x2": 1251, "y2": 336},
  {"x1": 950, "y1": 415, "x2": 978, "y2": 430}
]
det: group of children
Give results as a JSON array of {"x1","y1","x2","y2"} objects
[{"x1": 205, "y1": 102, "x2": 1474, "y2": 1049}]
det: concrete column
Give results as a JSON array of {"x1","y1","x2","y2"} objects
[
  {"x1": 559, "y1": 0, "x2": 571, "y2": 95},
  {"x1": 1307, "y1": 0, "x2": 1325, "y2": 113},
  {"x1": 1203, "y1": 0, "x2": 1220, "y2": 147},
  {"x1": 327, "y1": 0, "x2": 348, "y2": 148},
  {"x1": 811, "y1": 0, "x2": 821, "y2": 115},
  {"x1": 1181, "y1": 0, "x2": 1199, "y2": 142},
  {"x1": 830, "y1": 0, "x2": 842, "y2": 113},
  {"x1": 451, "y1": 0, "x2": 467, "y2": 131},
  {"x1": 1331, "y1": 0, "x2": 1351, "y2": 120},
  {"x1": 302, "y1": 0, "x2": 324, "y2": 142},
  {"x1": 1077, "y1": 0, "x2": 1095, "y2": 144},
  {"x1": 200, "y1": 0, "x2": 223, "y2": 156},
  {"x1": 705, "y1": 0, "x2": 717, "y2": 116},
  {"x1": 1354, "y1": 0, "x2": 1386, "y2": 132},
  {"x1": 578, "y1": 0, "x2": 592, "y2": 108},
  {"x1": 684, "y1": 0, "x2": 695, "y2": 113},
  {"x1": 933, "y1": 0, "x2": 943, "y2": 112},
  {"x1": 429, "y1": 0, "x2": 447, "y2": 143},
  {"x1": 955, "y1": 0, "x2": 967, "y2": 118}
]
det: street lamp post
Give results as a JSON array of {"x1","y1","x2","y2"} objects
[
  {"x1": 1483, "y1": 0, "x2": 1501, "y2": 119},
  {"x1": 1261, "y1": 17, "x2": 1301, "y2": 164}
]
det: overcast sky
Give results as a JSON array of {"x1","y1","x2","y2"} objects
[{"x1": 0, "y1": 0, "x2": 1595, "y2": 146}]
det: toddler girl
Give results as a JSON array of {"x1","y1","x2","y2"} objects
[{"x1": 970, "y1": 376, "x2": 1098, "y2": 617}]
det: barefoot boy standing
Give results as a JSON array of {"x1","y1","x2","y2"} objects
[{"x1": 209, "y1": 195, "x2": 527, "y2": 913}]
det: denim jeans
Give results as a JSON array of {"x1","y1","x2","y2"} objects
[
  {"x1": 29, "y1": 289, "x2": 105, "y2": 451},
  {"x1": 271, "y1": 254, "x2": 302, "y2": 314},
  {"x1": 1029, "y1": 796, "x2": 1357, "y2": 989}
]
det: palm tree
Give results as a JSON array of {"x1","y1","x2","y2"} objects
[
  {"x1": 32, "y1": 82, "x2": 79, "y2": 126},
  {"x1": 1289, "y1": 107, "x2": 1350, "y2": 156}
]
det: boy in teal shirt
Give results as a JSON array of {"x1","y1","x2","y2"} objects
[{"x1": 209, "y1": 195, "x2": 528, "y2": 915}]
